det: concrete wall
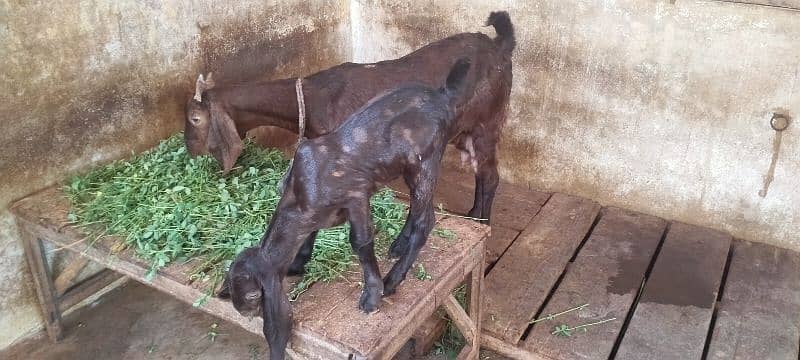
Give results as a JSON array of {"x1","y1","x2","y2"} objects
[
  {"x1": 0, "y1": 0, "x2": 351, "y2": 348},
  {"x1": 351, "y1": 0, "x2": 800, "y2": 251}
]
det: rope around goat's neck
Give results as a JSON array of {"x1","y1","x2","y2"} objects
[{"x1": 295, "y1": 78, "x2": 307, "y2": 148}]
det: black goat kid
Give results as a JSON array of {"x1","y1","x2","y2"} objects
[{"x1": 219, "y1": 59, "x2": 472, "y2": 360}]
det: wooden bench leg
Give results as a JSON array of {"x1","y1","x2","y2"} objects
[
  {"x1": 463, "y1": 251, "x2": 484, "y2": 360},
  {"x1": 443, "y1": 250, "x2": 484, "y2": 360},
  {"x1": 20, "y1": 226, "x2": 64, "y2": 341}
]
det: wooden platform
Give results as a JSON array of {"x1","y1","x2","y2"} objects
[
  {"x1": 399, "y1": 168, "x2": 800, "y2": 360},
  {"x1": 12, "y1": 187, "x2": 489, "y2": 360}
]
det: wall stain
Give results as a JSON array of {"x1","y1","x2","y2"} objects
[{"x1": 198, "y1": 3, "x2": 345, "y2": 84}]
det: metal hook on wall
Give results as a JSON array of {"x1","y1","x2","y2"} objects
[{"x1": 759, "y1": 113, "x2": 791, "y2": 198}]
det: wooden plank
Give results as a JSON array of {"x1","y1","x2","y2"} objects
[
  {"x1": 482, "y1": 193, "x2": 601, "y2": 343},
  {"x1": 437, "y1": 168, "x2": 550, "y2": 208},
  {"x1": 707, "y1": 240, "x2": 800, "y2": 360},
  {"x1": 615, "y1": 222, "x2": 731, "y2": 360},
  {"x1": 486, "y1": 225, "x2": 519, "y2": 268},
  {"x1": 410, "y1": 312, "x2": 448, "y2": 356},
  {"x1": 58, "y1": 269, "x2": 125, "y2": 312},
  {"x1": 435, "y1": 169, "x2": 551, "y2": 231},
  {"x1": 481, "y1": 333, "x2": 553, "y2": 360},
  {"x1": 387, "y1": 168, "x2": 551, "y2": 231},
  {"x1": 12, "y1": 187, "x2": 487, "y2": 359},
  {"x1": 54, "y1": 256, "x2": 91, "y2": 295},
  {"x1": 522, "y1": 207, "x2": 667, "y2": 359}
]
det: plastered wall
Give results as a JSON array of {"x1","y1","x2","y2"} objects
[
  {"x1": 351, "y1": 0, "x2": 800, "y2": 251},
  {"x1": 0, "y1": 0, "x2": 350, "y2": 347}
]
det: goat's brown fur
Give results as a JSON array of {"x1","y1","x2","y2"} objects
[{"x1": 186, "y1": 11, "x2": 515, "y2": 222}]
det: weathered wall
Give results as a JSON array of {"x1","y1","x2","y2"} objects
[
  {"x1": 0, "y1": 0, "x2": 351, "y2": 348},
  {"x1": 351, "y1": 0, "x2": 800, "y2": 251}
]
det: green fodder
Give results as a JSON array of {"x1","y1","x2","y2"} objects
[{"x1": 65, "y1": 133, "x2": 410, "y2": 301}]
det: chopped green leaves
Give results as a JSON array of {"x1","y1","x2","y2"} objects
[{"x1": 64, "y1": 133, "x2": 443, "y2": 300}]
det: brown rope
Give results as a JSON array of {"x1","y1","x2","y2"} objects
[{"x1": 295, "y1": 78, "x2": 307, "y2": 145}]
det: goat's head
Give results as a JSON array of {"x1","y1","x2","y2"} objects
[
  {"x1": 184, "y1": 73, "x2": 243, "y2": 173},
  {"x1": 218, "y1": 247, "x2": 267, "y2": 318}
]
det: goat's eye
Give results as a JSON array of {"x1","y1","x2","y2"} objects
[{"x1": 245, "y1": 291, "x2": 261, "y2": 300}]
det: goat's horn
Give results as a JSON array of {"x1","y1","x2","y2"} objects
[
  {"x1": 194, "y1": 74, "x2": 205, "y2": 102},
  {"x1": 204, "y1": 72, "x2": 215, "y2": 89}
]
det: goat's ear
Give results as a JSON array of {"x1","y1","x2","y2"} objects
[
  {"x1": 217, "y1": 275, "x2": 231, "y2": 299},
  {"x1": 208, "y1": 102, "x2": 243, "y2": 174}
]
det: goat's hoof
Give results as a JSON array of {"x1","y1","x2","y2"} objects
[
  {"x1": 467, "y1": 212, "x2": 488, "y2": 225},
  {"x1": 359, "y1": 289, "x2": 381, "y2": 313},
  {"x1": 382, "y1": 287, "x2": 396, "y2": 297}
]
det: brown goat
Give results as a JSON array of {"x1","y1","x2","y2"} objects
[{"x1": 185, "y1": 11, "x2": 515, "y2": 223}]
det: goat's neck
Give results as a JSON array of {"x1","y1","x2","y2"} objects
[
  {"x1": 259, "y1": 211, "x2": 310, "y2": 271},
  {"x1": 216, "y1": 78, "x2": 303, "y2": 133}
]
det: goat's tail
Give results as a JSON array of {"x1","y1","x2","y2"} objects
[
  {"x1": 444, "y1": 58, "x2": 471, "y2": 100},
  {"x1": 486, "y1": 11, "x2": 516, "y2": 54}
]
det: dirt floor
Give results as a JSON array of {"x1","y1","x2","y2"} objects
[
  {"x1": 0, "y1": 280, "x2": 507, "y2": 360},
  {"x1": 0, "y1": 281, "x2": 268, "y2": 360}
]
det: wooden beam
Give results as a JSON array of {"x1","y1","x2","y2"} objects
[
  {"x1": 442, "y1": 294, "x2": 475, "y2": 344},
  {"x1": 465, "y1": 249, "x2": 484, "y2": 359},
  {"x1": 456, "y1": 344, "x2": 476, "y2": 360},
  {"x1": 19, "y1": 225, "x2": 63, "y2": 341},
  {"x1": 58, "y1": 269, "x2": 124, "y2": 312},
  {"x1": 481, "y1": 333, "x2": 553, "y2": 360},
  {"x1": 54, "y1": 256, "x2": 90, "y2": 295},
  {"x1": 410, "y1": 312, "x2": 448, "y2": 355}
]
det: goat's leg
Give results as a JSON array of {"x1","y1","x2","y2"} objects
[
  {"x1": 384, "y1": 165, "x2": 437, "y2": 296},
  {"x1": 348, "y1": 203, "x2": 384, "y2": 313},
  {"x1": 384, "y1": 201, "x2": 435, "y2": 296},
  {"x1": 468, "y1": 174, "x2": 485, "y2": 220},
  {"x1": 468, "y1": 134, "x2": 500, "y2": 224},
  {"x1": 287, "y1": 231, "x2": 318, "y2": 276},
  {"x1": 388, "y1": 172, "x2": 421, "y2": 258}
]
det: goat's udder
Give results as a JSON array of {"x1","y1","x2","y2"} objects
[{"x1": 460, "y1": 136, "x2": 478, "y2": 173}]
